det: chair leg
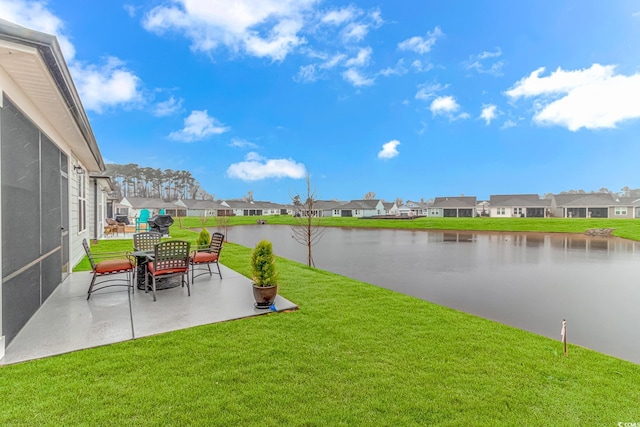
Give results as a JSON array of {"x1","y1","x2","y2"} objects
[
  {"x1": 87, "y1": 273, "x2": 98, "y2": 300},
  {"x1": 216, "y1": 262, "x2": 222, "y2": 278},
  {"x1": 152, "y1": 274, "x2": 157, "y2": 302}
]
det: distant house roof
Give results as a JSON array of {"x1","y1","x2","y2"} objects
[
  {"x1": 432, "y1": 196, "x2": 477, "y2": 208},
  {"x1": 338, "y1": 199, "x2": 383, "y2": 210},
  {"x1": 617, "y1": 197, "x2": 640, "y2": 206},
  {"x1": 176, "y1": 199, "x2": 221, "y2": 210},
  {"x1": 222, "y1": 200, "x2": 286, "y2": 209},
  {"x1": 311, "y1": 200, "x2": 345, "y2": 210},
  {"x1": 490, "y1": 194, "x2": 551, "y2": 207},
  {"x1": 119, "y1": 197, "x2": 177, "y2": 210},
  {"x1": 553, "y1": 193, "x2": 616, "y2": 207}
]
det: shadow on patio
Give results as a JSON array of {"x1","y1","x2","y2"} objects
[{"x1": 1, "y1": 264, "x2": 297, "y2": 365}]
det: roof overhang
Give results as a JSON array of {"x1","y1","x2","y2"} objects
[{"x1": 0, "y1": 18, "x2": 104, "y2": 172}]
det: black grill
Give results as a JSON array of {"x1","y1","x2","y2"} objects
[{"x1": 147, "y1": 214, "x2": 174, "y2": 236}]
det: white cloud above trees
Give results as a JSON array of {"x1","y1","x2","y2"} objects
[
  {"x1": 378, "y1": 140, "x2": 400, "y2": 159},
  {"x1": 506, "y1": 64, "x2": 640, "y2": 131},
  {"x1": 227, "y1": 152, "x2": 306, "y2": 181},
  {"x1": 168, "y1": 110, "x2": 230, "y2": 142}
]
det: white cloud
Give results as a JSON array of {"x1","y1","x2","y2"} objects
[
  {"x1": 506, "y1": 64, "x2": 640, "y2": 131},
  {"x1": 465, "y1": 47, "x2": 503, "y2": 75},
  {"x1": 415, "y1": 83, "x2": 449, "y2": 101},
  {"x1": 501, "y1": 120, "x2": 517, "y2": 129},
  {"x1": 143, "y1": 0, "x2": 318, "y2": 61},
  {"x1": 153, "y1": 96, "x2": 183, "y2": 117},
  {"x1": 123, "y1": 4, "x2": 138, "y2": 18},
  {"x1": 1, "y1": 0, "x2": 146, "y2": 113},
  {"x1": 342, "y1": 22, "x2": 368, "y2": 42},
  {"x1": 294, "y1": 64, "x2": 319, "y2": 83},
  {"x1": 378, "y1": 59, "x2": 407, "y2": 77},
  {"x1": 0, "y1": 0, "x2": 75, "y2": 60},
  {"x1": 69, "y1": 58, "x2": 142, "y2": 113},
  {"x1": 506, "y1": 64, "x2": 614, "y2": 98},
  {"x1": 168, "y1": 110, "x2": 230, "y2": 142},
  {"x1": 430, "y1": 95, "x2": 469, "y2": 120},
  {"x1": 321, "y1": 7, "x2": 357, "y2": 26},
  {"x1": 378, "y1": 139, "x2": 400, "y2": 159},
  {"x1": 345, "y1": 46, "x2": 372, "y2": 67},
  {"x1": 321, "y1": 53, "x2": 347, "y2": 69},
  {"x1": 398, "y1": 27, "x2": 443, "y2": 54},
  {"x1": 342, "y1": 68, "x2": 374, "y2": 86},
  {"x1": 480, "y1": 104, "x2": 498, "y2": 125},
  {"x1": 226, "y1": 152, "x2": 306, "y2": 181},
  {"x1": 411, "y1": 60, "x2": 433, "y2": 73},
  {"x1": 229, "y1": 138, "x2": 258, "y2": 149}
]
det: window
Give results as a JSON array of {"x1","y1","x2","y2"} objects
[
  {"x1": 497, "y1": 207, "x2": 506, "y2": 215},
  {"x1": 615, "y1": 206, "x2": 628, "y2": 216},
  {"x1": 513, "y1": 207, "x2": 523, "y2": 216},
  {"x1": 78, "y1": 172, "x2": 86, "y2": 232}
]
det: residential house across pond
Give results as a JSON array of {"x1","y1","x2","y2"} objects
[
  {"x1": 489, "y1": 194, "x2": 551, "y2": 218},
  {"x1": 429, "y1": 196, "x2": 477, "y2": 217}
]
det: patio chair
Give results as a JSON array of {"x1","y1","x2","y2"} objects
[
  {"x1": 133, "y1": 231, "x2": 162, "y2": 252},
  {"x1": 105, "y1": 218, "x2": 119, "y2": 236},
  {"x1": 190, "y1": 232, "x2": 224, "y2": 282},
  {"x1": 146, "y1": 240, "x2": 191, "y2": 301},
  {"x1": 135, "y1": 209, "x2": 150, "y2": 233},
  {"x1": 116, "y1": 221, "x2": 126, "y2": 236},
  {"x1": 82, "y1": 238, "x2": 135, "y2": 300}
]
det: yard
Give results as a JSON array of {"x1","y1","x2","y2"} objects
[{"x1": 2, "y1": 219, "x2": 639, "y2": 425}]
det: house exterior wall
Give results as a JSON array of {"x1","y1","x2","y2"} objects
[
  {"x1": 0, "y1": 36, "x2": 106, "y2": 354},
  {"x1": 609, "y1": 206, "x2": 634, "y2": 219},
  {"x1": 0, "y1": 91, "x2": 87, "y2": 349},
  {"x1": 491, "y1": 207, "x2": 513, "y2": 217}
]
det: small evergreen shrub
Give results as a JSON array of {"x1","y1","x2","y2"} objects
[
  {"x1": 197, "y1": 228, "x2": 211, "y2": 248},
  {"x1": 251, "y1": 240, "x2": 278, "y2": 287}
]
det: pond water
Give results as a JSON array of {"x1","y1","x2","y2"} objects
[{"x1": 224, "y1": 225, "x2": 640, "y2": 364}]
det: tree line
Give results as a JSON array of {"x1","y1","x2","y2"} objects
[{"x1": 105, "y1": 163, "x2": 214, "y2": 201}]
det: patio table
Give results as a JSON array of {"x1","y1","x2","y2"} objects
[{"x1": 131, "y1": 249, "x2": 181, "y2": 291}]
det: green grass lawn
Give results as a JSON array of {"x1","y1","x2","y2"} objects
[
  {"x1": 177, "y1": 215, "x2": 640, "y2": 241},
  {"x1": 4, "y1": 222, "x2": 640, "y2": 425}
]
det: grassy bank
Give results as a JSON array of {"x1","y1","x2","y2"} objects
[
  {"x1": 177, "y1": 215, "x2": 640, "y2": 241},
  {"x1": 5, "y1": 228, "x2": 640, "y2": 425}
]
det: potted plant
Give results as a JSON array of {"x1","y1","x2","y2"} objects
[{"x1": 251, "y1": 240, "x2": 278, "y2": 309}]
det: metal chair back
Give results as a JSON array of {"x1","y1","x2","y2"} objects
[
  {"x1": 153, "y1": 240, "x2": 190, "y2": 272},
  {"x1": 133, "y1": 231, "x2": 162, "y2": 251}
]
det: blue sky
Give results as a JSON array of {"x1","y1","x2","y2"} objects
[{"x1": 2, "y1": 1, "x2": 640, "y2": 203}]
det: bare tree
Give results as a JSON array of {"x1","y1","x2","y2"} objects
[
  {"x1": 363, "y1": 191, "x2": 376, "y2": 200},
  {"x1": 216, "y1": 214, "x2": 230, "y2": 242},
  {"x1": 290, "y1": 173, "x2": 325, "y2": 267}
]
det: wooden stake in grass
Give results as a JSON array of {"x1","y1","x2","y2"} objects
[{"x1": 561, "y1": 319, "x2": 567, "y2": 356}]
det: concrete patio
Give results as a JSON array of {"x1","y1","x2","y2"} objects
[{"x1": 1, "y1": 264, "x2": 297, "y2": 365}]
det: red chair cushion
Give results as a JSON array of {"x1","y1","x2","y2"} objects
[
  {"x1": 191, "y1": 252, "x2": 219, "y2": 263},
  {"x1": 148, "y1": 263, "x2": 188, "y2": 275},
  {"x1": 95, "y1": 259, "x2": 133, "y2": 274}
]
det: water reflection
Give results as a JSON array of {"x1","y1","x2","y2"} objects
[{"x1": 226, "y1": 225, "x2": 640, "y2": 364}]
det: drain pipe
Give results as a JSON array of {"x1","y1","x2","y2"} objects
[{"x1": 93, "y1": 177, "x2": 98, "y2": 243}]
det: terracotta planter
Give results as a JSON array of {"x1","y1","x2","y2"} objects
[{"x1": 252, "y1": 284, "x2": 278, "y2": 309}]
